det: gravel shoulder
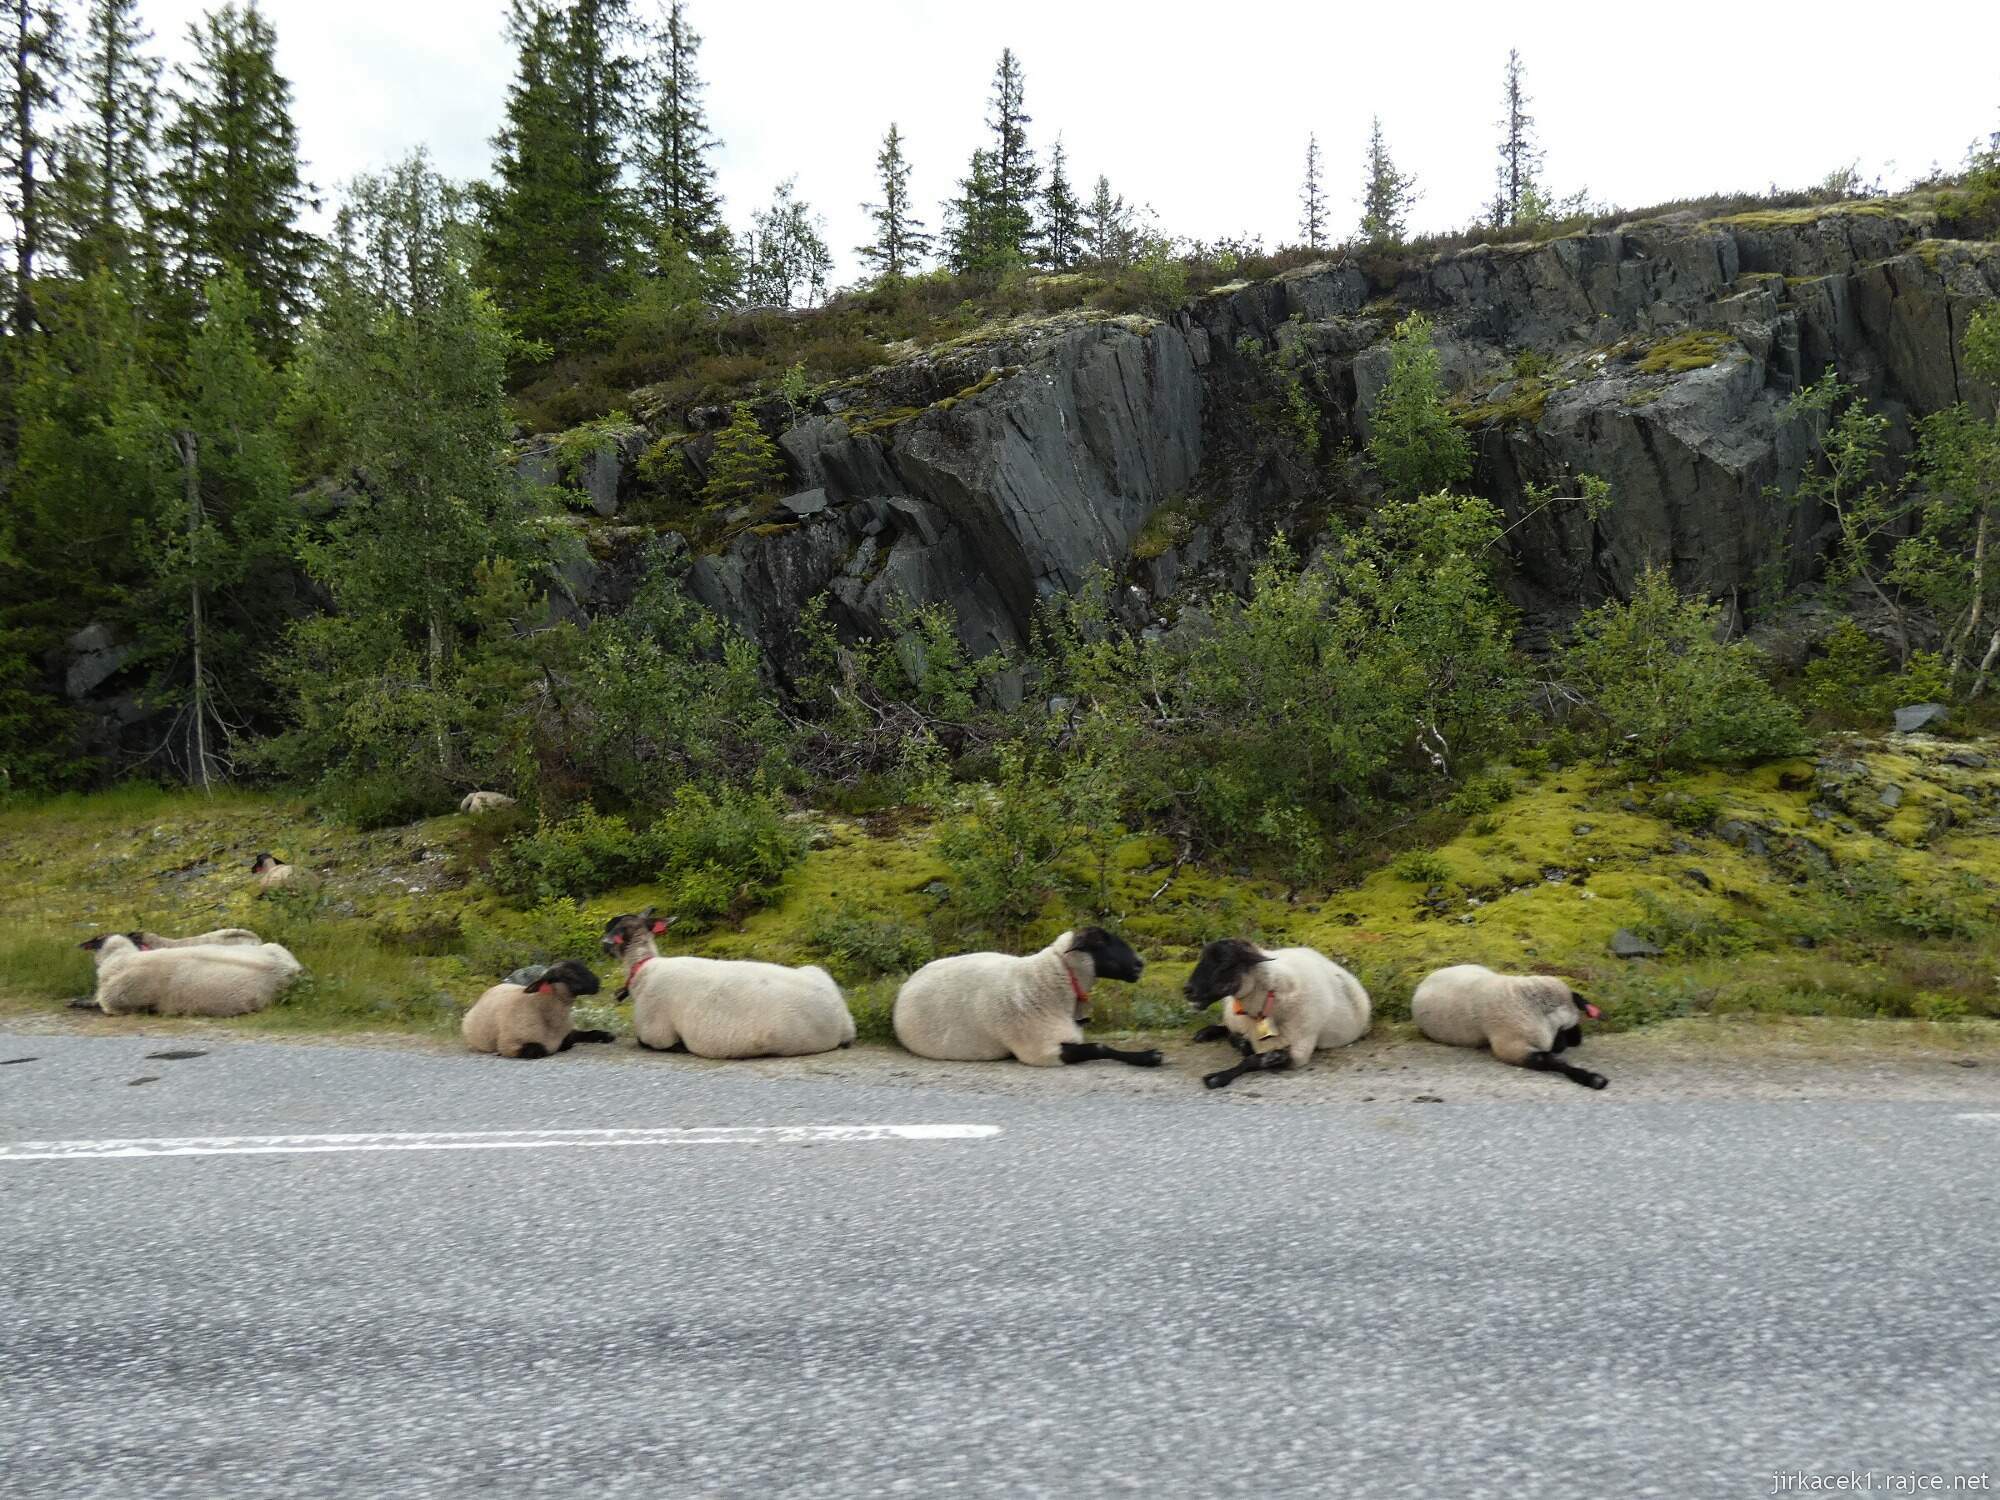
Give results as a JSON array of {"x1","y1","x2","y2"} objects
[{"x1": 5, "y1": 1004, "x2": 1998, "y2": 1105}]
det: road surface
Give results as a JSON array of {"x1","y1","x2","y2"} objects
[{"x1": 2, "y1": 1033, "x2": 1996, "y2": 1498}]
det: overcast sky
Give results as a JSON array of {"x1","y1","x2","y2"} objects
[{"x1": 142, "y1": 0, "x2": 2000, "y2": 285}]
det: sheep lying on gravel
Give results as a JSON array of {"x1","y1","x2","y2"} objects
[
  {"x1": 601, "y1": 909, "x2": 855, "y2": 1058},
  {"x1": 461, "y1": 959, "x2": 613, "y2": 1060},
  {"x1": 127, "y1": 928, "x2": 262, "y2": 950},
  {"x1": 894, "y1": 928, "x2": 1161, "y2": 1068},
  {"x1": 249, "y1": 852, "x2": 297, "y2": 893},
  {"x1": 74, "y1": 933, "x2": 303, "y2": 1017},
  {"x1": 1410, "y1": 964, "x2": 1607, "y2": 1089},
  {"x1": 1184, "y1": 940, "x2": 1371, "y2": 1090},
  {"x1": 459, "y1": 791, "x2": 517, "y2": 814}
]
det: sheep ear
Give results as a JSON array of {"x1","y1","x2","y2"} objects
[
  {"x1": 649, "y1": 919, "x2": 668, "y2": 935},
  {"x1": 524, "y1": 978, "x2": 545, "y2": 994}
]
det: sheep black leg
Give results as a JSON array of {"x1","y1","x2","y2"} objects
[
  {"x1": 513, "y1": 1042, "x2": 550, "y2": 1060},
  {"x1": 1191, "y1": 1024, "x2": 1230, "y2": 1044},
  {"x1": 1524, "y1": 1051, "x2": 1607, "y2": 1090},
  {"x1": 1203, "y1": 1051, "x2": 1291, "y2": 1090},
  {"x1": 634, "y1": 1037, "x2": 687, "y2": 1052},
  {"x1": 1553, "y1": 1024, "x2": 1582, "y2": 1054},
  {"x1": 1059, "y1": 1042, "x2": 1165, "y2": 1068},
  {"x1": 564, "y1": 1029, "x2": 616, "y2": 1046}
]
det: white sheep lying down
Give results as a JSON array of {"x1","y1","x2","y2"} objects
[
  {"x1": 76, "y1": 932, "x2": 303, "y2": 1017},
  {"x1": 462, "y1": 959, "x2": 613, "y2": 1059},
  {"x1": 1411, "y1": 964, "x2": 1608, "y2": 1089},
  {"x1": 601, "y1": 909, "x2": 855, "y2": 1059},
  {"x1": 893, "y1": 927, "x2": 1161, "y2": 1068},
  {"x1": 127, "y1": 928, "x2": 262, "y2": 950},
  {"x1": 1183, "y1": 940, "x2": 1371, "y2": 1089},
  {"x1": 459, "y1": 791, "x2": 517, "y2": 814}
]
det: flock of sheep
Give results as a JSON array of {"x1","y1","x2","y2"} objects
[{"x1": 71, "y1": 848, "x2": 1611, "y2": 1090}]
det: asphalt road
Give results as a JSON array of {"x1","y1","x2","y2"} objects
[{"x1": 3, "y1": 1034, "x2": 1996, "y2": 1499}]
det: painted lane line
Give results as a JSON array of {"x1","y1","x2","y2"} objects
[
  {"x1": 1957, "y1": 1113, "x2": 2000, "y2": 1122},
  {"x1": 0, "y1": 1123, "x2": 1002, "y2": 1162}
]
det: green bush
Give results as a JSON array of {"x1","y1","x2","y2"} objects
[
  {"x1": 1447, "y1": 771, "x2": 1516, "y2": 816},
  {"x1": 1563, "y1": 566, "x2": 1806, "y2": 769},
  {"x1": 801, "y1": 900, "x2": 935, "y2": 982},
  {"x1": 651, "y1": 784, "x2": 808, "y2": 928},
  {"x1": 460, "y1": 897, "x2": 606, "y2": 980},
  {"x1": 1391, "y1": 849, "x2": 1451, "y2": 884},
  {"x1": 491, "y1": 808, "x2": 653, "y2": 904}
]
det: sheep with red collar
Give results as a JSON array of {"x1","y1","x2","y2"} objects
[
  {"x1": 1183, "y1": 939, "x2": 1371, "y2": 1090},
  {"x1": 1410, "y1": 964, "x2": 1608, "y2": 1089},
  {"x1": 893, "y1": 927, "x2": 1162, "y2": 1068},
  {"x1": 600, "y1": 908, "x2": 855, "y2": 1058}
]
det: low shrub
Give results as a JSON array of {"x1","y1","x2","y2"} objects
[
  {"x1": 491, "y1": 808, "x2": 653, "y2": 904},
  {"x1": 652, "y1": 784, "x2": 808, "y2": 928},
  {"x1": 801, "y1": 900, "x2": 935, "y2": 982}
]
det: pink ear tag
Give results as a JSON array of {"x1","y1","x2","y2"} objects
[
  {"x1": 650, "y1": 921, "x2": 667, "y2": 935},
  {"x1": 1582, "y1": 1002, "x2": 1602, "y2": 1020}
]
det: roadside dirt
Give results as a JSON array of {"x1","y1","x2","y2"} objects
[{"x1": 7, "y1": 1006, "x2": 2000, "y2": 1105}]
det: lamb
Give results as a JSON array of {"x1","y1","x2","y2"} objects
[
  {"x1": 459, "y1": 791, "x2": 517, "y2": 814},
  {"x1": 601, "y1": 909, "x2": 856, "y2": 1058},
  {"x1": 75, "y1": 933, "x2": 303, "y2": 1017},
  {"x1": 1183, "y1": 939, "x2": 1371, "y2": 1090},
  {"x1": 1410, "y1": 963, "x2": 1608, "y2": 1089},
  {"x1": 249, "y1": 852, "x2": 297, "y2": 893},
  {"x1": 126, "y1": 928, "x2": 262, "y2": 950},
  {"x1": 893, "y1": 927, "x2": 1161, "y2": 1068},
  {"x1": 461, "y1": 959, "x2": 614, "y2": 1059}
]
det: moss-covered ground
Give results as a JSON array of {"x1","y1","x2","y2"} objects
[{"x1": 6, "y1": 734, "x2": 1999, "y2": 1054}]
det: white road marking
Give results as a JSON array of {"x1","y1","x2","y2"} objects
[
  {"x1": 1956, "y1": 1113, "x2": 2000, "y2": 1122},
  {"x1": 0, "y1": 1123, "x2": 1002, "y2": 1162}
]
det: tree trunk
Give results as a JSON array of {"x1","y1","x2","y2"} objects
[
  {"x1": 427, "y1": 604, "x2": 451, "y2": 777},
  {"x1": 177, "y1": 429, "x2": 218, "y2": 792},
  {"x1": 12, "y1": 0, "x2": 37, "y2": 337},
  {"x1": 1973, "y1": 625, "x2": 2000, "y2": 700},
  {"x1": 1952, "y1": 509, "x2": 1989, "y2": 684}
]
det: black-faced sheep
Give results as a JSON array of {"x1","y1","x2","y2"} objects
[
  {"x1": 893, "y1": 927, "x2": 1161, "y2": 1068},
  {"x1": 459, "y1": 791, "x2": 517, "y2": 814},
  {"x1": 1183, "y1": 939, "x2": 1371, "y2": 1090},
  {"x1": 601, "y1": 909, "x2": 856, "y2": 1058},
  {"x1": 76, "y1": 933, "x2": 303, "y2": 1017},
  {"x1": 1410, "y1": 963, "x2": 1607, "y2": 1089},
  {"x1": 249, "y1": 852, "x2": 297, "y2": 893},
  {"x1": 461, "y1": 959, "x2": 613, "y2": 1059}
]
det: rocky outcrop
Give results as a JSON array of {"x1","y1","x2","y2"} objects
[{"x1": 557, "y1": 204, "x2": 1998, "y2": 667}]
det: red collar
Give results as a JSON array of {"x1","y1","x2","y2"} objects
[
  {"x1": 627, "y1": 954, "x2": 654, "y2": 984},
  {"x1": 1232, "y1": 988, "x2": 1277, "y2": 1020}
]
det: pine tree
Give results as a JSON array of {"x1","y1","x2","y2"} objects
[
  {"x1": 634, "y1": 0, "x2": 723, "y2": 259},
  {"x1": 1081, "y1": 173, "x2": 1132, "y2": 266},
  {"x1": 0, "y1": 0, "x2": 68, "y2": 337},
  {"x1": 857, "y1": 121, "x2": 928, "y2": 280},
  {"x1": 702, "y1": 401, "x2": 785, "y2": 507},
  {"x1": 479, "y1": 0, "x2": 638, "y2": 355},
  {"x1": 1357, "y1": 115, "x2": 1417, "y2": 249},
  {"x1": 1039, "y1": 135, "x2": 1081, "y2": 270},
  {"x1": 942, "y1": 147, "x2": 1001, "y2": 274},
  {"x1": 1490, "y1": 48, "x2": 1543, "y2": 227},
  {"x1": 50, "y1": 0, "x2": 161, "y2": 286},
  {"x1": 158, "y1": 3, "x2": 317, "y2": 355},
  {"x1": 983, "y1": 47, "x2": 1037, "y2": 263},
  {"x1": 1298, "y1": 133, "x2": 1326, "y2": 251}
]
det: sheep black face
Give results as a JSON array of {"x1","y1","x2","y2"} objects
[
  {"x1": 1557, "y1": 990, "x2": 1602, "y2": 1052},
  {"x1": 600, "y1": 908, "x2": 671, "y2": 957},
  {"x1": 1184, "y1": 939, "x2": 1271, "y2": 1010},
  {"x1": 78, "y1": 935, "x2": 110, "y2": 951},
  {"x1": 250, "y1": 852, "x2": 280, "y2": 874},
  {"x1": 528, "y1": 959, "x2": 602, "y2": 998},
  {"x1": 1070, "y1": 927, "x2": 1144, "y2": 983}
]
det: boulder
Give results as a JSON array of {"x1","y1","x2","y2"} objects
[
  {"x1": 1893, "y1": 703, "x2": 1949, "y2": 733},
  {"x1": 1610, "y1": 928, "x2": 1663, "y2": 959}
]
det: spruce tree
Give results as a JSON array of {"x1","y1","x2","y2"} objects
[
  {"x1": 1490, "y1": 48, "x2": 1543, "y2": 227},
  {"x1": 1081, "y1": 173, "x2": 1131, "y2": 266},
  {"x1": 634, "y1": 0, "x2": 723, "y2": 258},
  {"x1": 857, "y1": 121, "x2": 928, "y2": 280},
  {"x1": 983, "y1": 48, "x2": 1036, "y2": 263},
  {"x1": 1298, "y1": 133, "x2": 1326, "y2": 251},
  {"x1": 1357, "y1": 115, "x2": 1417, "y2": 249},
  {"x1": 0, "y1": 0, "x2": 68, "y2": 337},
  {"x1": 702, "y1": 401, "x2": 784, "y2": 506},
  {"x1": 1040, "y1": 135, "x2": 1081, "y2": 270},
  {"x1": 51, "y1": 0, "x2": 161, "y2": 286},
  {"x1": 158, "y1": 3, "x2": 317, "y2": 355},
  {"x1": 943, "y1": 148, "x2": 1001, "y2": 274},
  {"x1": 480, "y1": 0, "x2": 638, "y2": 355}
]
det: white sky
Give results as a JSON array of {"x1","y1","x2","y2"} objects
[{"x1": 144, "y1": 0, "x2": 2000, "y2": 285}]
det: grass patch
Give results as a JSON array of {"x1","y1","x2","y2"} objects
[{"x1": 1635, "y1": 331, "x2": 1738, "y2": 375}]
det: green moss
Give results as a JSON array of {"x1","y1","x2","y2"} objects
[
  {"x1": 1454, "y1": 378, "x2": 1549, "y2": 428},
  {"x1": 1625, "y1": 387, "x2": 1664, "y2": 408},
  {"x1": 845, "y1": 406, "x2": 923, "y2": 439},
  {"x1": 1635, "y1": 331, "x2": 1738, "y2": 376},
  {"x1": 1131, "y1": 497, "x2": 1200, "y2": 560},
  {"x1": 933, "y1": 366, "x2": 1012, "y2": 414},
  {"x1": 1707, "y1": 201, "x2": 1900, "y2": 230}
]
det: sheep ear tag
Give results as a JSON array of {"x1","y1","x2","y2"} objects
[
  {"x1": 649, "y1": 920, "x2": 668, "y2": 935},
  {"x1": 1581, "y1": 1002, "x2": 1602, "y2": 1020},
  {"x1": 1251, "y1": 1017, "x2": 1279, "y2": 1042}
]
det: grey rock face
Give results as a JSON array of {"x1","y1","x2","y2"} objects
[{"x1": 1610, "y1": 928, "x2": 1663, "y2": 959}]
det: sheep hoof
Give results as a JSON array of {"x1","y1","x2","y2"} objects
[
  {"x1": 1129, "y1": 1049, "x2": 1165, "y2": 1068},
  {"x1": 1581, "y1": 1072, "x2": 1609, "y2": 1090},
  {"x1": 1202, "y1": 1070, "x2": 1237, "y2": 1090}
]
